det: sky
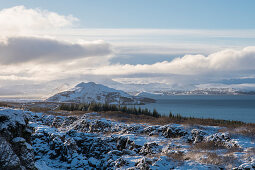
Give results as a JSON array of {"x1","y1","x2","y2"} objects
[{"x1": 0, "y1": 0, "x2": 255, "y2": 98}]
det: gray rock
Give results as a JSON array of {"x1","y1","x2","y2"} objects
[
  {"x1": 187, "y1": 129, "x2": 206, "y2": 144},
  {"x1": 139, "y1": 142, "x2": 162, "y2": 155},
  {"x1": 136, "y1": 157, "x2": 152, "y2": 170}
]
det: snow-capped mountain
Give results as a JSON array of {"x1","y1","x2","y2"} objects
[{"x1": 46, "y1": 82, "x2": 154, "y2": 104}]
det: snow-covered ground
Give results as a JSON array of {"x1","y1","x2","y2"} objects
[{"x1": 0, "y1": 107, "x2": 254, "y2": 169}]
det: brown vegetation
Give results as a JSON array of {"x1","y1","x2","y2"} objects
[
  {"x1": 219, "y1": 126, "x2": 255, "y2": 139},
  {"x1": 166, "y1": 151, "x2": 186, "y2": 161},
  {"x1": 192, "y1": 141, "x2": 227, "y2": 150},
  {"x1": 201, "y1": 152, "x2": 237, "y2": 167},
  {"x1": 2, "y1": 101, "x2": 255, "y2": 134}
]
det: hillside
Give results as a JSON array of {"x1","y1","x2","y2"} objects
[{"x1": 46, "y1": 82, "x2": 155, "y2": 104}]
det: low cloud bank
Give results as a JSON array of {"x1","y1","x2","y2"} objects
[
  {"x1": 92, "y1": 47, "x2": 255, "y2": 75},
  {"x1": 0, "y1": 37, "x2": 112, "y2": 64}
]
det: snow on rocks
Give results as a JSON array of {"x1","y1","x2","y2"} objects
[
  {"x1": 139, "y1": 142, "x2": 162, "y2": 155},
  {"x1": 0, "y1": 107, "x2": 254, "y2": 169},
  {"x1": 205, "y1": 132, "x2": 239, "y2": 148},
  {"x1": 187, "y1": 129, "x2": 207, "y2": 144},
  {"x1": 0, "y1": 107, "x2": 36, "y2": 170}
]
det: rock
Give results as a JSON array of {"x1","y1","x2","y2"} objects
[
  {"x1": 139, "y1": 142, "x2": 162, "y2": 155},
  {"x1": 136, "y1": 157, "x2": 152, "y2": 170},
  {"x1": 237, "y1": 162, "x2": 255, "y2": 169},
  {"x1": 205, "y1": 132, "x2": 230, "y2": 142},
  {"x1": 88, "y1": 157, "x2": 100, "y2": 168},
  {"x1": 72, "y1": 118, "x2": 113, "y2": 134},
  {"x1": 114, "y1": 157, "x2": 128, "y2": 168},
  {"x1": 187, "y1": 129, "x2": 206, "y2": 144},
  {"x1": 205, "y1": 132, "x2": 237, "y2": 148},
  {"x1": 108, "y1": 150, "x2": 123, "y2": 156},
  {"x1": 0, "y1": 108, "x2": 36, "y2": 170},
  {"x1": 1, "y1": 107, "x2": 249, "y2": 170},
  {"x1": 116, "y1": 136, "x2": 129, "y2": 150},
  {"x1": 89, "y1": 119, "x2": 112, "y2": 133},
  {"x1": 61, "y1": 116, "x2": 78, "y2": 128},
  {"x1": 122, "y1": 125, "x2": 144, "y2": 134},
  {"x1": 0, "y1": 137, "x2": 21, "y2": 170},
  {"x1": 12, "y1": 137, "x2": 26, "y2": 143},
  {"x1": 11, "y1": 139, "x2": 35, "y2": 170},
  {"x1": 158, "y1": 125, "x2": 187, "y2": 138},
  {"x1": 51, "y1": 116, "x2": 65, "y2": 128},
  {"x1": 142, "y1": 126, "x2": 160, "y2": 136},
  {"x1": 122, "y1": 149, "x2": 136, "y2": 156}
]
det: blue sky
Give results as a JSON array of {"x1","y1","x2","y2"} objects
[
  {"x1": 1, "y1": 0, "x2": 255, "y2": 29},
  {"x1": 0, "y1": 1, "x2": 255, "y2": 97}
]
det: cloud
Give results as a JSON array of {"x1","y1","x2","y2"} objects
[
  {"x1": 0, "y1": 37, "x2": 112, "y2": 64},
  {"x1": 0, "y1": 47, "x2": 254, "y2": 97},
  {"x1": 0, "y1": 6, "x2": 113, "y2": 65},
  {"x1": 0, "y1": 6, "x2": 254, "y2": 96},
  {"x1": 0, "y1": 6, "x2": 78, "y2": 36},
  {"x1": 91, "y1": 47, "x2": 255, "y2": 76}
]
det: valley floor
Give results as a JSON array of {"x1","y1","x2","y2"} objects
[{"x1": 0, "y1": 107, "x2": 255, "y2": 169}]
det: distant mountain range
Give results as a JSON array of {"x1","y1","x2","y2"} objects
[
  {"x1": 46, "y1": 82, "x2": 155, "y2": 104},
  {"x1": 136, "y1": 88, "x2": 255, "y2": 97}
]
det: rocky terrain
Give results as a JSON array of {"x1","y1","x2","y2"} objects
[
  {"x1": 46, "y1": 82, "x2": 155, "y2": 105},
  {"x1": 0, "y1": 107, "x2": 255, "y2": 169},
  {"x1": 0, "y1": 108, "x2": 36, "y2": 169}
]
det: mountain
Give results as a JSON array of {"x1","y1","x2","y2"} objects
[
  {"x1": 46, "y1": 82, "x2": 155, "y2": 104},
  {"x1": 136, "y1": 87, "x2": 255, "y2": 96}
]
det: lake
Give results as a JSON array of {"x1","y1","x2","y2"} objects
[{"x1": 136, "y1": 95, "x2": 255, "y2": 123}]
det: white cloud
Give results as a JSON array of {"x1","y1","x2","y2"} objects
[
  {"x1": 0, "y1": 6, "x2": 78, "y2": 36},
  {"x1": 0, "y1": 46, "x2": 254, "y2": 97},
  {"x1": 90, "y1": 47, "x2": 255, "y2": 76}
]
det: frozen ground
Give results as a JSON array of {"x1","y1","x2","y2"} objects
[{"x1": 0, "y1": 107, "x2": 254, "y2": 169}]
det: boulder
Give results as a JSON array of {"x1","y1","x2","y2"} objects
[
  {"x1": 158, "y1": 125, "x2": 187, "y2": 138},
  {"x1": 135, "y1": 157, "x2": 152, "y2": 170},
  {"x1": 0, "y1": 108, "x2": 36, "y2": 170},
  {"x1": 187, "y1": 129, "x2": 206, "y2": 144},
  {"x1": 139, "y1": 142, "x2": 162, "y2": 155}
]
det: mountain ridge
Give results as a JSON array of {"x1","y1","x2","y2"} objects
[{"x1": 46, "y1": 82, "x2": 155, "y2": 104}]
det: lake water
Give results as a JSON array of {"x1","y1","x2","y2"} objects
[{"x1": 136, "y1": 95, "x2": 255, "y2": 123}]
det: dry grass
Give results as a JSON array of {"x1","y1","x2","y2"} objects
[
  {"x1": 41, "y1": 110, "x2": 255, "y2": 138},
  {"x1": 187, "y1": 141, "x2": 243, "y2": 168},
  {"x1": 225, "y1": 146, "x2": 243, "y2": 153},
  {"x1": 242, "y1": 147, "x2": 255, "y2": 160},
  {"x1": 192, "y1": 141, "x2": 227, "y2": 150},
  {"x1": 184, "y1": 151, "x2": 238, "y2": 168},
  {"x1": 202, "y1": 152, "x2": 237, "y2": 167},
  {"x1": 166, "y1": 151, "x2": 186, "y2": 161},
  {"x1": 28, "y1": 107, "x2": 52, "y2": 113},
  {"x1": 0, "y1": 101, "x2": 22, "y2": 108},
  {"x1": 220, "y1": 126, "x2": 255, "y2": 139},
  {"x1": 46, "y1": 110, "x2": 86, "y2": 116},
  {"x1": 0, "y1": 102, "x2": 9, "y2": 107},
  {"x1": 191, "y1": 140, "x2": 242, "y2": 153},
  {"x1": 2, "y1": 101, "x2": 255, "y2": 132},
  {"x1": 98, "y1": 111, "x2": 255, "y2": 130}
]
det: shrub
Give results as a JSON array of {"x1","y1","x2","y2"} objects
[{"x1": 58, "y1": 102, "x2": 160, "y2": 118}]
